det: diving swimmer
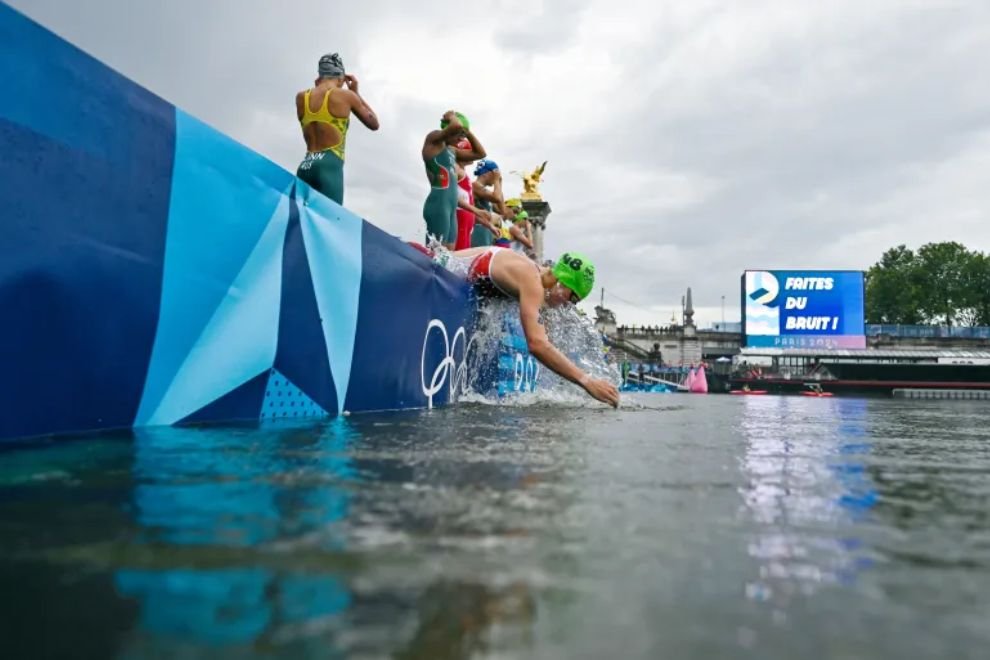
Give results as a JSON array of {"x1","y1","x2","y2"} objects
[
  {"x1": 296, "y1": 53, "x2": 379, "y2": 205},
  {"x1": 453, "y1": 246, "x2": 620, "y2": 407}
]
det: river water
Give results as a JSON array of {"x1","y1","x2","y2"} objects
[{"x1": 1, "y1": 394, "x2": 989, "y2": 659}]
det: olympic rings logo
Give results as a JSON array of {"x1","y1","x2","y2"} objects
[
  {"x1": 421, "y1": 319, "x2": 476, "y2": 408},
  {"x1": 513, "y1": 353, "x2": 541, "y2": 392}
]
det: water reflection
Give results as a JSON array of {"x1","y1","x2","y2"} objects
[
  {"x1": 739, "y1": 396, "x2": 878, "y2": 602},
  {"x1": 394, "y1": 580, "x2": 536, "y2": 660},
  {"x1": 861, "y1": 401, "x2": 990, "y2": 572},
  {"x1": 106, "y1": 409, "x2": 547, "y2": 656},
  {"x1": 115, "y1": 419, "x2": 358, "y2": 647}
]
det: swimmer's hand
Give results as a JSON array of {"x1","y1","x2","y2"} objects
[
  {"x1": 442, "y1": 110, "x2": 461, "y2": 127},
  {"x1": 343, "y1": 74, "x2": 360, "y2": 93},
  {"x1": 580, "y1": 375, "x2": 620, "y2": 408}
]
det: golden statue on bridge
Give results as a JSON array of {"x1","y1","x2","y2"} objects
[{"x1": 513, "y1": 161, "x2": 547, "y2": 200}]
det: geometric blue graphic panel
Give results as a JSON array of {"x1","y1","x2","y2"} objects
[
  {"x1": 261, "y1": 369, "x2": 330, "y2": 421},
  {"x1": 344, "y1": 223, "x2": 477, "y2": 413},
  {"x1": 135, "y1": 110, "x2": 293, "y2": 427},
  {"x1": 297, "y1": 180, "x2": 364, "y2": 414},
  {"x1": 272, "y1": 189, "x2": 338, "y2": 416},
  {"x1": 0, "y1": 3, "x2": 174, "y2": 441},
  {"x1": 177, "y1": 370, "x2": 271, "y2": 426}
]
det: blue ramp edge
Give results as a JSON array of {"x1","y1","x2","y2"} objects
[
  {"x1": 135, "y1": 111, "x2": 292, "y2": 427},
  {"x1": 0, "y1": 2, "x2": 174, "y2": 441},
  {"x1": 0, "y1": 1, "x2": 538, "y2": 443}
]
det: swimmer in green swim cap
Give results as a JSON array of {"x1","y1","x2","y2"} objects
[
  {"x1": 443, "y1": 245, "x2": 619, "y2": 407},
  {"x1": 551, "y1": 252, "x2": 596, "y2": 303},
  {"x1": 422, "y1": 110, "x2": 487, "y2": 249}
]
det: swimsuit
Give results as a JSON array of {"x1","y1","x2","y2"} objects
[
  {"x1": 471, "y1": 197, "x2": 494, "y2": 248},
  {"x1": 466, "y1": 247, "x2": 540, "y2": 298},
  {"x1": 296, "y1": 88, "x2": 350, "y2": 204},
  {"x1": 467, "y1": 247, "x2": 512, "y2": 298},
  {"x1": 493, "y1": 224, "x2": 513, "y2": 248},
  {"x1": 422, "y1": 147, "x2": 459, "y2": 244},
  {"x1": 455, "y1": 173, "x2": 475, "y2": 250}
]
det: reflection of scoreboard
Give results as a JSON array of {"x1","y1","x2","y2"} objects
[{"x1": 741, "y1": 270, "x2": 866, "y2": 349}]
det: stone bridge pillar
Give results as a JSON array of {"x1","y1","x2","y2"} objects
[{"x1": 521, "y1": 200, "x2": 551, "y2": 263}]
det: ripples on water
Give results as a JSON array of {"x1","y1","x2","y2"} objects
[{"x1": 2, "y1": 392, "x2": 990, "y2": 658}]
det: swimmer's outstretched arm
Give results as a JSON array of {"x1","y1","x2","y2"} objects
[{"x1": 517, "y1": 278, "x2": 620, "y2": 408}]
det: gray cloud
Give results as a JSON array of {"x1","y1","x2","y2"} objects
[
  {"x1": 9, "y1": 0, "x2": 990, "y2": 326},
  {"x1": 491, "y1": 0, "x2": 586, "y2": 54}
]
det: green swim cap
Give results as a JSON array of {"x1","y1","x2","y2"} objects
[
  {"x1": 514, "y1": 210, "x2": 529, "y2": 222},
  {"x1": 440, "y1": 112, "x2": 470, "y2": 131},
  {"x1": 552, "y1": 252, "x2": 595, "y2": 302}
]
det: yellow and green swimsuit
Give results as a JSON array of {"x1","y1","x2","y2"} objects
[{"x1": 297, "y1": 88, "x2": 349, "y2": 205}]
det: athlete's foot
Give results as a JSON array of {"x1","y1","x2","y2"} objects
[{"x1": 407, "y1": 241, "x2": 434, "y2": 258}]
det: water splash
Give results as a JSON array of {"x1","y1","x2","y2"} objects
[
  {"x1": 425, "y1": 239, "x2": 470, "y2": 278},
  {"x1": 542, "y1": 305, "x2": 620, "y2": 384},
  {"x1": 428, "y1": 245, "x2": 620, "y2": 408}
]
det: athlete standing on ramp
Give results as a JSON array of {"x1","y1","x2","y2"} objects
[
  {"x1": 454, "y1": 138, "x2": 498, "y2": 249},
  {"x1": 422, "y1": 111, "x2": 489, "y2": 249},
  {"x1": 296, "y1": 53, "x2": 379, "y2": 205},
  {"x1": 471, "y1": 160, "x2": 510, "y2": 248}
]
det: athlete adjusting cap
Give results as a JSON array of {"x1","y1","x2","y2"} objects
[
  {"x1": 318, "y1": 53, "x2": 345, "y2": 78},
  {"x1": 552, "y1": 252, "x2": 595, "y2": 302},
  {"x1": 474, "y1": 159, "x2": 499, "y2": 176},
  {"x1": 440, "y1": 111, "x2": 470, "y2": 131}
]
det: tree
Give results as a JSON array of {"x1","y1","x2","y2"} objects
[
  {"x1": 865, "y1": 245, "x2": 923, "y2": 324},
  {"x1": 962, "y1": 252, "x2": 990, "y2": 326},
  {"x1": 865, "y1": 242, "x2": 989, "y2": 326},
  {"x1": 913, "y1": 242, "x2": 973, "y2": 326}
]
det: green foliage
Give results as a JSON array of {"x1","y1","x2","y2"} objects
[
  {"x1": 963, "y1": 252, "x2": 990, "y2": 325},
  {"x1": 915, "y1": 242, "x2": 971, "y2": 325},
  {"x1": 865, "y1": 245, "x2": 923, "y2": 324},
  {"x1": 865, "y1": 242, "x2": 989, "y2": 326}
]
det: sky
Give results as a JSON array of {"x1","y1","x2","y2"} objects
[{"x1": 10, "y1": 0, "x2": 990, "y2": 328}]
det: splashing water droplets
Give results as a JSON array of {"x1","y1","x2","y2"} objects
[{"x1": 429, "y1": 246, "x2": 620, "y2": 408}]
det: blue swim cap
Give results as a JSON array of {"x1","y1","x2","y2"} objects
[{"x1": 474, "y1": 159, "x2": 499, "y2": 176}]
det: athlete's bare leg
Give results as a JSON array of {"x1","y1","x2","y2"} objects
[{"x1": 451, "y1": 247, "x2": 490, "y2": 259}]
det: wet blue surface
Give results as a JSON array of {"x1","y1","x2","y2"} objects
[{"x1": 1, "y1": 395, "x2": 989, "y2": 658}]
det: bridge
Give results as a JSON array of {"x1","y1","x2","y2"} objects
[
  {"x1": 600, "y1": 317, "x2": 990, "y2": 368},
  {"x1": 622, "y1": 366, "x2": 705, "y2": 391},
  {"x1": 608, "y1": 326, "x2": 742, "y2": 361}
]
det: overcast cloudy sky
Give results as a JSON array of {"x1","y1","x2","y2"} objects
[{"x1": 10, "y1": 0, "x2": 990, "y2": 327}]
